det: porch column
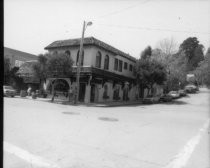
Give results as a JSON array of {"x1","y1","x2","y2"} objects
[
  {"x1": 45, "y1": 78, "x2": 53, "y2": 92},
  {"x1": 84, "y1": 76, "x2": 92, "y2": 103}
]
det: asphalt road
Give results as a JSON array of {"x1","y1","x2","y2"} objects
[{"x1": 3, "y1": 88, "x2": 210, "y2": 168}]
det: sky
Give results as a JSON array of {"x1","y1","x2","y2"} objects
[{"x1": 4, "y1": 0, "x2": 210, "y2": 59}]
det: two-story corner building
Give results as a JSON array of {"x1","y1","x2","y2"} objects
[{"x1": 44, "y1": 37, "x2": 140, "y2": 103}]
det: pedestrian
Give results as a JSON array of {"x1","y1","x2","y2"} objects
[{"x1": 27, "y1": 86, "x2": 32, "y2": 96}]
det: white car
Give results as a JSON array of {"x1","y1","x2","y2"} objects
[
  {"x1": 168, "y1": 91, "x2": 180, "y2": 99},
  {"x1": 3, "y1": 85, "x2": 17, "y2": 97}
]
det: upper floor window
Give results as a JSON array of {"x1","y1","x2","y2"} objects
[
  {"x1": 124, "y1": 62, "x2": 128, "y2": 70},
  {"x1": 95, "y1": 51, "x2": 102, "y2": 68},
  {"x1": 65, "y1": 50, "x2": 71, "y2": 57},
  {"x1": 104, "y1": 55, "x2": 109, "y2": 70},
  {"x1": 114, "y1": 58, "x2": 118, "y2": 71},
  {"x1": 118, "y1": 60, "x2": 123, "y2": 72},
  {"x1": 129, "y1": 64, "x2": 133, "y2": 72},
  {"x1": 76, "y1": 50, "x2": 84, "y2": 66}
]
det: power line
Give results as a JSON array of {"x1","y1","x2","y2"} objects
[
  {"x1": 92, "y1": 0, "x2": 151, "y2": 21},
  {"x1": 96, "y1": 24, "x2": 210, "y2": 35}
]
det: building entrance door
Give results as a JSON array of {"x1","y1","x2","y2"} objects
[
  {"x1": 79, "y1": 83, "x2": 86, "y2": 102},
  {"x1": 123, "y1": 88, "x2": 129, "y2": 101}
]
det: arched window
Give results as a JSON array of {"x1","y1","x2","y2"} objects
[
  {"x1": 65, "y1": 50, "x2": 71, "y2": 57},
  {"x1": 104, "y1": 55, "x2": 109, "y2": 70},
  {"x1": 76, "y1": 50, "x2": 84, "y2": 66},
  {"x1": 95, "y1": 51, "x2": 101, "y2": 68}
]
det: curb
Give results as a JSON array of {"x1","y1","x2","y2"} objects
[{"x1": 12, "y1": 96, "x2": 143, "y2": 107}]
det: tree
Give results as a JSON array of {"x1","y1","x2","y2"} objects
[
  {"x1": 9, "y1": 67, "x2": 24, "y2": 91},
  {"x1": 4, "y1": 58, "x2": 24, "y2": 90},
  {"x1": 33, "y1": 52, "x2": 74, "y2": 101},
  {"x1": 150, "y1": 48, "x2": 170, "y2": 65},
  {"x1": 165, "y1": 51, "x2": 188, "y2": 91},
  {"x1": 157, "y1": 37, "x2": 177, "y2": 56},
  {"x1": 192, "y1": 48, "x2": 210, "y2": 87},
  {"x1": 189, "y1": 44, "x2": 204, "y2": 68},
  {"x1": 46, "y1": 52, "x2": 74, "y2": 101},
  {"x1": 179, "y1": 37, "x2": 204, "y2": 71},
  {"x1": 140, "y1": 46, "x2": 152, "y2": 60},
  {"x1": 33, "y1": 54, "x2": 48, "y2": 81},
  {"x1": 136, "y1": 58, "x2": 167, "y2": 97},
  {"x1": 33, "y1": 54, "x2": 49, "y2": 96},
  {"x1": 4, "y1": 58, "x2": 11, "y2": 84},
  {"x1": 47, "y1": 53, "x2": 73, "y2": 77}
]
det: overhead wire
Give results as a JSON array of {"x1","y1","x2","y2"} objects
[
  {"x1": 65, "y1": 0, "x2": 210, "y2": 37},
  {"x1": 96, "y1": 24, "x2": 210, "y2": 35},
  {"x1": 90, "y1": 0, "x2": 209, "y2": 36},
  {"x1": 92, "y1": 0, "x2": 151, "y2": 21}
]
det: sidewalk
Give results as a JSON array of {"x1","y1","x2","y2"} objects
[{"x1": 15, "y1": 95, "x2": 143, "y2": 107}]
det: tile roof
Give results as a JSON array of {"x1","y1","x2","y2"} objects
[
  {"x1": 4, "y1": 47, "x2": 37, "y2": 60},
  {"x1": 44, "y1": 37, "x2": 136, "y2": 62}
]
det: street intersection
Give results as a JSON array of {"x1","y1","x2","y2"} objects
[{"x1": 4, "y1": 88, "x2": 210, "y2": 168}]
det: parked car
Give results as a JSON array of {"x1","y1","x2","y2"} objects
[
  {"x1": 143, "y1": 97, "x2": 154, "y2": 104},
  {"x1": 143, "y1": 96, "x2": 160, "y2": 104},
  {"x1": 184, "y1": 85, "x2": 197, "y2": 93},
  {"x1": 159, "y1": 94, "x2": 173, "y2": 102},
  {"x1": 168, "y1": 91, "x2": 180, "y2": 99},
  {"x1": 3, "y1": 85, "x2": 17, "y2": 97},
  {"x1": 178, "y1": 89, "x2": 187, "y2": 97},
  {"x1": 195, "y1": 85, "x2": 199, "y2": 91}
]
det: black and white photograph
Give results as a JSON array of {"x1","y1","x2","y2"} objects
[{"x1": 3, "y1": 0, "x2": 210, "y2": 167}]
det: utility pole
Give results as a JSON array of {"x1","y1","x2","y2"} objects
[{"x1": 74, "y1": 21, "x2": 92, "y2": 104}]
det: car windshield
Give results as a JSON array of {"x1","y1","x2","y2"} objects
[
  {"x1": 186, "y1": 85, "x2": 195, "y2": 87},
  {"x1": 169, "y1": 91, "x2": 177, "y2": 94},
  {"x1": 4, "y1": 86, "x2": 13, "y2": 89}
]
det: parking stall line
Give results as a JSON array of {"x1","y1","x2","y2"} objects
[
  {"x1": 4, "y1": 141, "x2": 60, "y2": 168},
  {"x1": 163, "y1": 119, "x2": 210, "y2": 168}
]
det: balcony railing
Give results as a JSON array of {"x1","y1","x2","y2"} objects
[
  {"x1": 46, "y1": 66, "x2": 92, "y2": 77},
  {"x1": 72, "y1": 66, "x2": 92, "y2": 73},
  {"x1": 45, "y1": 66, "x2": 135, "y2": 82}
]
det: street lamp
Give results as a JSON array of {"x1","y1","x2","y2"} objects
[{"x1": 74, "y1": 21, "x2": 93, "y2": 104}]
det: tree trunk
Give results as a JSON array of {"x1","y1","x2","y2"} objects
[
  {"x1": 51, "y1": 82, "x2": 55, "y2": 102},
  {"x1": 51, "y1": 80, "x2": 57, "y2": 102},
  {"x1": 39, "y1": 79, "x2": 42, "y2": 91},
  {"x1": 151, "y1": 84, "x2": 154, "y2": 96},
  {"x1": 140, "y1": 84, "x2": 144, "y2": 98}
]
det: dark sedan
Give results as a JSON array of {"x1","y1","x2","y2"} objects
[
  {"x1": 159, "y1": 94, "x2": 173, "y2": 102},
  {"x1": 178, "y1": 90, "x2": 187, "y2": 97},
  {"x1": 184, "y1": 85, "x2": 197, "y2": 93}
]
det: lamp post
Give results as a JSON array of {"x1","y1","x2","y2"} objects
[{"x1": 74, "y1": 21, "x2": 92, "y2": 104}]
